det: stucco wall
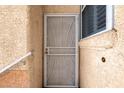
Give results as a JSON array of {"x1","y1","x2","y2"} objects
[
  {"x1": 0, "y1": 5, "x2": 30, "y2": 87},
  {"x1": 43, "y1": 5, "x2": 80, "y2": 13},
  {"x1": 0, "y1": 5, "x2": 43, "y2": 88},
  {"x1": 79, "y1": 6, "x2": 124, "y2": 88},
  {"x1": 28, "y1": 5, "x2": 43, "y2": 88}
]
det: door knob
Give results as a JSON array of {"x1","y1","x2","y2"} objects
[{"x1": 45, "y1": 48, "x2": 48, "y2": 54}]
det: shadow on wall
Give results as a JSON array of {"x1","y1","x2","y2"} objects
[{"x1": 28, "y1": 5, "x2": 43, "y2": 88}]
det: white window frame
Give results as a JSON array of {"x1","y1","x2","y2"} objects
[{"x1": 80, "y1": 5, "x2": 114, "y2": 40}]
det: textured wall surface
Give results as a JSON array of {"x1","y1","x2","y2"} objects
[
  {"x1": 79, "y1": 6, "x2": 124, "y2": 88},
  {"x1": 0, "y1": 70, "x2": 30, "y2": 87},
  {"x1": 43, "y1": 5, "x2": 80, "y2": 13},
  {"x1": 0, "y1": 5, "x2": 31, "y2": 88},
  {"x1": 0, "y1": 5, "x2": 29, "y2": 70},
  {"x1": 28, "y1": 5, "x2": 43, "y2": 88}
]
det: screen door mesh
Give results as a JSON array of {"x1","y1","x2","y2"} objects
[
  {"x1": 45, "y1": 16, "x2": 77, "y2": 87},
  {"x1": 47, "y1": 16, "x2": 76, "y2": 47},
  {"x1": 47, "y1": 55, "x2": 75, "y2": 85}
]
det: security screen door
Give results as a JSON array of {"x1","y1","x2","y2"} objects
[{"x1": 44, "y1": 14, "x2": 79, "y2": 88}]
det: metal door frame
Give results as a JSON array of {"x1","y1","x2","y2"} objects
[{"x1": 44, "y1": 13, "x2": 79, "y2": 88}]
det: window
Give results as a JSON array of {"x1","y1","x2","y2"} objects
[{"x1": 81, "y1": 5, "x2": 113, "y2": 39}]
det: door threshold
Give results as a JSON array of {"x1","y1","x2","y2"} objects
[{"x1": 44, "y1": 85, "x2": 78, "y2": 88}]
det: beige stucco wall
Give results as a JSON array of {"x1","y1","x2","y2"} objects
[
  {"x1": 0, "y1": 5, "x2": 30, "y2": 87},
  {"x1": 79, "y1": 6, "x2": 124, "y2": 88},
  {"x1": 28, "y1": 5, "x2": 43, "y2": 88},
  {"x1": 0, "y1": 5, "x2": 29, "y2": 70},
  {"x1": 43, "y1": 5, "x2": 80, "y2": 13},
  {"x1": 0, "y1": 5, "x2": 43, "y2": 88}
]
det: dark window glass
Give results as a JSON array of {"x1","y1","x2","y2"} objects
[{"x1": 81, "y1": 5, "x2": 106, "y2": 38}]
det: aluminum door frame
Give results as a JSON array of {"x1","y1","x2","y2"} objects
[{"x1": 44, "y1": 13, "x2": 79, "y2": 88}]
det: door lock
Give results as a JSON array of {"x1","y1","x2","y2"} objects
[{"x1": 45, "y1": 48, "x2": 48, "y2": 54}]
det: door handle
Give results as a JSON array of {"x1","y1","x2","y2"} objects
[{"x1": 45, "y1": 48, "x2": 48, "y2": 54}]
